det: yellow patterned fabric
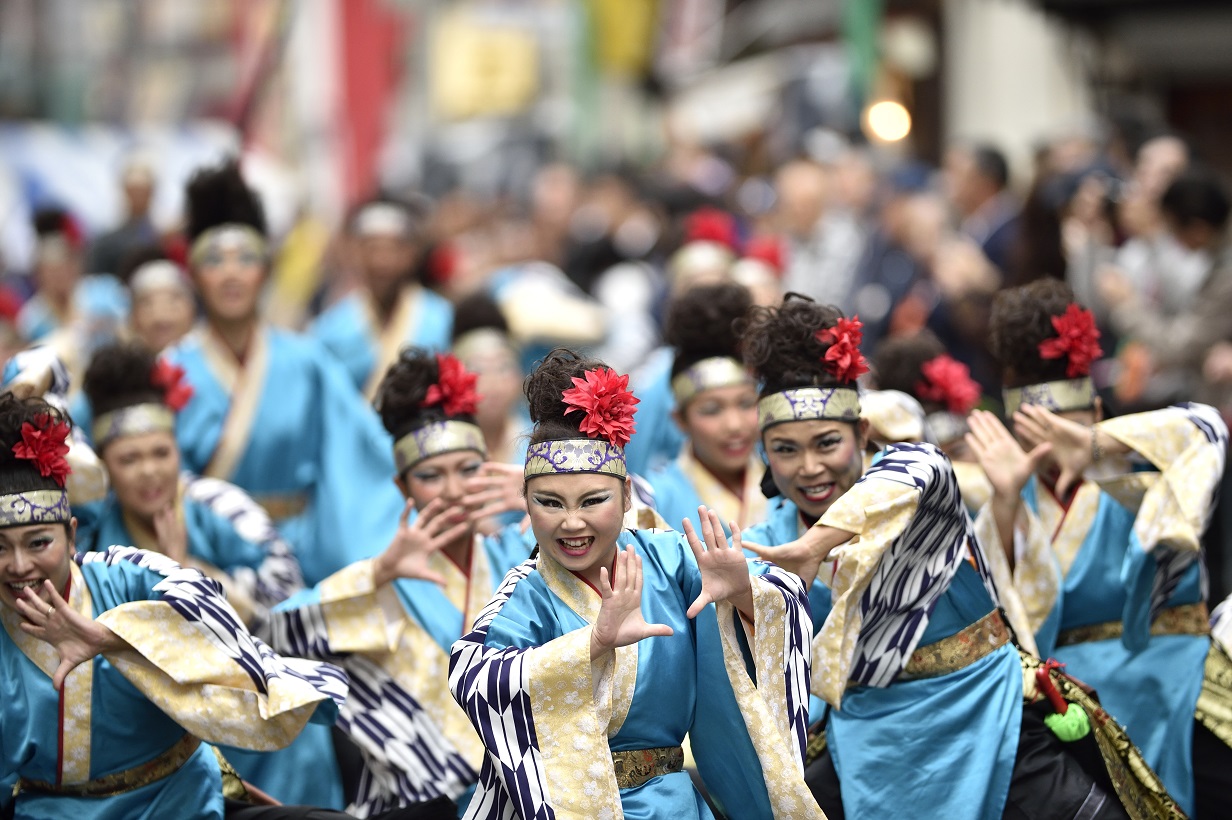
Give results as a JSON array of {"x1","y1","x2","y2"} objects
[
  {"x1": 758, "y1": 387, "x2": 861, "y2": 431},
  {"x1": 525, "y1": 438, "x2": 627, "y2": 478},
  {"x1": 812, "y1": 477, "x2": 920, "y2": 707},
  {"x1": 676, "y1": 448, "x2": 767, "y2": 532},
  {"x1": 1002, "y1": 377, "x2": 1096, "y2": 417},
  {"x1": 669, "y1": 357, "x2": 752, "y2": 406},
  {"x1": 1095, "y1": 406, "x2": 1224, "y2": 555},
  {"x1": 860, "y1": 389, "x2": 926, "y2": 446},
  {"x1": 1019, "y1": 652, "x2": 1186, "y2": 820},
  {"x1": 392, "y1": 420, "x2": 486, "y2": 474},
  {"x1": 896, "y1": 611, "x2": 1009, "y2": 681},
  {"x1": 952, "y1": 461, "x2": 993, "y2": 512},
  {"x1": 1195, "y1": 640, "x2": 1232, "y2": 749},
  {"x1": 972, "y1": 503, "x2": 1056, "y2": 656}
]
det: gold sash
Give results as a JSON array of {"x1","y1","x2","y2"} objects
[
  {"x1": 895, "y1": 610, "x2": 1010, "y2": 682},
  {"x1": 1056, "y1": 601, "x2": 1210, "y2": 647},
  {"x1": 17, "y1": 734, "x2": 200, "y2": 798}
]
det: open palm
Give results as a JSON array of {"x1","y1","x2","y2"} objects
[
  {"x1": 592, "y1": 545, "x2": 673, "y2": 656},
  {"x1": 684, "y1": 507, "x2": 753, "y2": 619},
  {"x1": 16, "y1": 581, "x2": 124, "y2": 691},
  {"x1": 374, "y1": 498, "x2": 470, "y2": 587},
  {"x1": 966, "y1": 409, "x2": 1050, "y2": 500}
]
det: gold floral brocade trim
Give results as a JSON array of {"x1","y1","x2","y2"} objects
[
  {"x1": 17, "y1": 734, "x2": 200, "y2": 798},
  {"x1": 896, "y1": 610, "x2": 1010, "y2": 682},
  {"x1": 1019, "y1": 652, "x2": 1185, "y2": 820},
  {"x1": 612, "y1": 746, "x2": 684, "y2": 790},
  {"x1": 1056, "y1": 602, "x2": 1209, "y2": 648},
  {"x1": 1195, "y1": 639, "x2": 1232, "y2": 750}
]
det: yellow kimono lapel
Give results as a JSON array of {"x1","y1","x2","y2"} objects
[
  {"x1": 677, "y1": 449, "x2": 767, "y2": 531},
  {"x1": 199, "y1": 325, "x2": 270, "y2": 482},
  {"x1": 362, "y1": 285, "x2": 422, "y2": 402},
  {"x1": 1039, "y1": 480, "x2": 1102, "y2": 577}
]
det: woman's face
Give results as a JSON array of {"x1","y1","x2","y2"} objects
[
  {"x1": 678, "y1": 384, "x2": 759, "y2": 478},
  {"x1": 102, "y1": 431, "x2": 181, "y2": 522},
  {"x1": 193, "y1": 247, "x2": 264, "y2": 325},
  {"x1": 526, "y1": 472, "x2": 630, "y2": 584},
  {"x1": 132, "y1": 288, "x2": 196, "y2": 353},
  {"x1": 0, "y1": 520, "x2": 76, "y2": 611},
  {"x1": 397, "y1": 449, "x2": 485, "y2": 541},
  {"x1": 463, "y1": 346, "x2": 522, "y2": 429},
  {"x1": 763, "y1": 419, "x2": 867, "y2": 521}
]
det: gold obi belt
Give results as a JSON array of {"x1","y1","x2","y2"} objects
[
  {"x1": 1056, "y1": 602, "x2": 1210, "y2": 648},
  {"x1": 254, "y1": 492, "x2": 309, "y2": 521},
  {"x1": 896, "y1": 609, "x2": 1011, "y2": 682},
  {"x1": 612, "y1": 745, "x2": 685, "y2": 790},
  {"x1": 17, "y1": 733, "x2": 201, "y2": 798}
]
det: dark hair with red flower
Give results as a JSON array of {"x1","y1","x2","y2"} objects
[
  {"x1": 150, "y1": 359, "x2": 194, "y2": 411},
  {"x1": 84, "y1": 342, "x2": 171, "y2": 419},
  {"x1": 915, "y1": 355, "x2": 982, "y2": 415},
  {"x1": 375, "y1": 348, "x2": 481, "y2": 441},
  {"x1": 0, "y1": 394, "x2": 73, "y2": 494},
  {"x1": 683, "y1": 207, "x2": 741, "y2": 252},
  {"x1": 990, "y1": 280, "x2": 1103, "y2": 387},
  {"x1": 526, "y1": 348, "x2": 638, "y2": 449},
  {"x1": 739, "y1": 293, "x2": 863, "y2": 396}
]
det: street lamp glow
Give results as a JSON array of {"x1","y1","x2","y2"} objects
[{"x1": 865, "y1": 100, "x2": 912, "y2": 142}]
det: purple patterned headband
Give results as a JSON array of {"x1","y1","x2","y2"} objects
[
  {"x1": 523, "y1": 439, "x2": 627, "y2": 479},
  {"x1": 757, "y1": 387, "x2": 861, "y2": 431},
  {"x1": 0, "y1": 489, "x2": 70, "y2": 527}
]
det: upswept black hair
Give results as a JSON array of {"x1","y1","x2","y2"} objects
[
  {"x1": 374, "y1": 348, "x2": 477, "y2": 442},
  {"x1": 988, "y1": 278, "x2": 1077, "y2": 387},
  {"x1": 451, "y1": 293, "x2": 510, "y2": 343},
  {"x1": 872, "y1": 330, "x2": 946, "y2": 404},
  {"x1": 0, "y1": 394, "x2": 73, "y2": 496},
  {"x1": 524, "y1": 348, "x2": 610, "y2": 445},
  {"x1": 82, "y1": 342, "x2": 164, "y2": 419},
  {"x1": 737, "y1": 293, "x2": 850, "y2": 396},
  {"x1": 184, "y1": 159, "x2": 267, "y2": 243},
  {"x1": 667, "y1": 281, "x2": 753, "y2": 380}
]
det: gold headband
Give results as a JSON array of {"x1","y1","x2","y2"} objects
[
  {"x1": 393, "y1": 420, "x2": 486, "y2": 474},
  {"x1": 1002, "y1": 377, "x2": 1096, "y2": 417},
  {"x1": 757, "y1": 387, "x2": 861, "y2": 431},
  {"x1": 453, "y1": 328, "x2": 516, "y2": 364},
  {"x1": 670, "y1": 357, "x2": 753, "y2": 406},
  {"x1": 189, "y1": 224, "x2": 268, "y2": 270},
  {"x1": 92, "y1": 403, "x2": 175, "y2": 449},
  {"x1": 524, "y1": 439, "x2": 627, "y2": 479},
  {"x1": 0, "y1": 489, "x2": 70, "y2": 527},
  {"x1": 925, "y1": 411, "x2": 969, "y2": 447}
]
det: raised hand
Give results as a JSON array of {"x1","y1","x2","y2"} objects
[
  {"x1": 152, "y1": 504, "x2": 189, "y2": 565},
  {"x1": 373, "y1": 498, "x2": 471, "y2": 587},
  {"x1": 16, "y1": 581, "x2": 128, "y2": 690},
  {"x1": 1013, "y1": 405, "x2": 1092, "y2": 498},
  {"x1": 966, "y1": 410, "x2": 1051, "y2": 501},
  {"x1": 591, "y1": 545, "x2": 673, "y2": 659},
  {"x1": 463, "y1": 462, "x2": 529, "y2": 533},
  {"x1": 745, "y1": 524, "x2": 853, "y2": 587},
  {"x1": 684, "y1": 507, "x2": 753, "y2": 619}
]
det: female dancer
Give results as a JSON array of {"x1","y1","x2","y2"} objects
[
  {"x1": 744, "y1": 295, "x2": 1175, "y2": 820},
  {"x1": 269, "y1": 350, "x2": 532, "y2": 819},
  {"x1": 165, "y1": 160, "x2": 405, "y2": 586},
  {"x1": 0, "y1": 392, "x2": 347, "y2": 819},
  {"x1": 449, "y1": 348, "x2": 820, "y2": 819},
  {"x1": 648, "y1": 281, "x2": 765, "y2": 537},
  {"x1": 987, "y1": 278, "x2": 1231, "y2": 816}
]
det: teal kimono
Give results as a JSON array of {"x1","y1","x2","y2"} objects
[
  {"x1": 311, "y1": 285, "x2": 454, "y2": 396},
  {"x1": 0, "y1": 547, "x2": 346, "y2": 820},
  {"x1": 450, "y1": 529, "x2": 821, "y2": 819},
  {"x1": 166, "y1": 324, "x2": 406, "y2": 586},
  {"x1": 624, "y1": 347, "x2": 686, "y2": 477}
]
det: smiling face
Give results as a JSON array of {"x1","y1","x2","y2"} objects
[
  {"x1": 763, "y1": 418, "x2": 867, "y2": 522},
  {"x1": 677, "y1": 383, "x2": 759, "y2": 480},
  {"x1": 0, "y1": 520, "x2": 76, "y2": 611},
  {"x1": 101, "y1": 430, "x2": 181, "y2": 523},
  {"x1": 526, "y1": 472, "x2": 630, "y2": 587},
  {"x1": 193, "y1": 247, "x2": 265, "y2": 325}
]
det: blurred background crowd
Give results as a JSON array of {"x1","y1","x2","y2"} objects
[{"x1": 1, "y1": 0, "x2": 1231, "y2": 590}]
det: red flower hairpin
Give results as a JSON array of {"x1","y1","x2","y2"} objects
[
  {"x1": 562, "y1": 367, "x2": 639, "y2": 449},
  {"x1": 150, "y1": 359, "x2": 194, "y2": 411},
  {"x1": 916, "y1": 355, "x2": 981, "y2": 414},
  {"x1": 815, "y1": 316, "x2": 870, "y2": 384},
  {"x1": 425, "y1": 353, "x2": 480, "y2": 416},
  {"x1": 12, "y1": 412, "x2": 71, "y2": 487},
  {"x1": 684, "y1": 207, "x2": 741, "y2": 252},
  {"x1": 1038, "y1": 304, "x2": 1101, "y2": 378}
]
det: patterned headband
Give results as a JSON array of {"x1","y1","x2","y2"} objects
[
  {"x1": 130, "y1": 260, "x2": 190, "y2": 297},
  {"x1": 670, "y1": 357, "x2": 753, "y2": 406},
  {"x1": 757, "y1": 387, "x2": 861, "y2": 431},
  {"x1": 92, "y1": 403, "x2": 176, "y2": 450},
  {"x1": 0, "y1": 489, "x2": 71, "y2": 527},
  {"x1": 1002, "y1": 377, "x2": 1096, "y2": 418},
  {"x1": 926, "y1": 411, "x2": 969, "y2": 447},
  {"x1": 453, "y1": 328, "x2": 515, "y2": 364},
  {"x1": 188, "y1": 224, "x2": 268, "y2": 270},
  {"x1": 524, "y1": 439, "x2": 627, "y2": 479},
  {"x1": 393, "y1": 420, "x2": 487, "y2": 475}
]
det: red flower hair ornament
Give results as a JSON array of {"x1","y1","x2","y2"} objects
[
  {"x1": 150, "y1": 359, "x2": 194, "y2": 412},
  {"x1": 561, "y1": 368, "x2": 639, "y2": 449},
  {"x1": 1038, "y1": 304, "x2": 1101, "y2": 378},
  {"x1": 424, "y1": 353, "x2": 480, "y2": 417},
  {"x1": 916, "y1": 355, "x2": 981, "y2": 414},
  {"x1": 815, "y1": 316, "x2": 870, "y2": 384},
  {"x1": 12, "y1": 412, "x2": 71, "y2": 487}
]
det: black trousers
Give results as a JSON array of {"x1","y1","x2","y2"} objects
[
  {"x1": 1193, "y1": 718, "x2": 1232, "y2": 819},
  {"x1": 223, "y1": 797, "x2": 457, "y2": 820},
  {"x1": 805, "y1": 703, "x2": 1130, "y2": 820}
]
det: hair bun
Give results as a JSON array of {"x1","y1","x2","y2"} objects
[
  {"x1": 738, "y1": 293, "x2": 848, "y2": 395},
  {"x1": 667, "y1": 282, "x2": 752, "y2": 377}
]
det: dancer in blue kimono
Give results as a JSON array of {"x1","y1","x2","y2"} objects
[
  {"x1": 743, "y1": 295, "x2": 1176, "y2": 820},
  {"x1": 311, "y1": 198, "x2": 453, "y2": 398},
  {"x1": 449, "y1": 348, "x2": 821, "y2": 820},
  {"x1": 987, "y1": 278, "x2": 1232, "y2": 817},
  {"x1": 269, "y1": 350, "x2": 532, "y2": 819},
  {"x1": 165, "y1": 161, "x2": 406, "y2": 588},
  {"x1": 0, "y1": 392, "x2": 353, "y2": 820},
  {"x1": 74, "y1": 341, "x2": 302, "y2": 637},
  {"x1": 647, "y1": 282, "x2": 766, "y2": 538}
]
